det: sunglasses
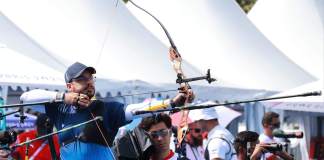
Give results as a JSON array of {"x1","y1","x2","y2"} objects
[
  {"x1": 147, "y1": 129, "x2": 170, "y2": 139},
  {"x1": 72, "y1": 76, "x2": 96, "y2": 83},
  {"x1": 271, "y1": 123, "x2": 280, "y2": 128},
  {"x1": 189, "y1": 128, "x2": 202, "y2": 133}
]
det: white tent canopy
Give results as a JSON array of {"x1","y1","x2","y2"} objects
[
  {"x1": 0, "y1": 44, "x2": 65, "y2": 97},
  {"x1": 0, "y1": 0, "x2": 203, "y2": 85},
  {"x1": 262, "y1": 80, "x2": 324, "y2": 113},
  {"x1": 248, "y1": 0, "x2": 324, "y2": 79},
  {"x1": 127, "y1": 0, "x2": 316, "y2": 91},
  {"x1": 0, "y1": 12, "x2": 67, "y2": 72}
]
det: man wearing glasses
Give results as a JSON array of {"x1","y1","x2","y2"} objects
[
  {"x1": 139, "y1": 113, "x2": 177, "y2": 160},
  {"x1": 259, "y1": 112, "x2": 293, "y2": 160},
  {"x1": 184, "y1": 121, "x2": 205, "y2": 160},
  {"x1": 20, "y1": 62, "x2": 194, "y2": 160},
  {"x1": 189, "y1": 107, "x2": 237, "y2": 160}
]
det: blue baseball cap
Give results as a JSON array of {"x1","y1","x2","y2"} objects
[{"x1": 64, "y1": 62, "x2": 96, "y2": 83}]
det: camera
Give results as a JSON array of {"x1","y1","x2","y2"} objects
[
  {"x1": 0, "y1": 129, "x2": 17, "y2": 145},
  {"x1": 262, "y1": 143, "x2": 283, "y2": 152}
]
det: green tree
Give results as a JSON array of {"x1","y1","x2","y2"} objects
[{"x1": 236, "y1": 0, "x2": 257, "y2": 13}]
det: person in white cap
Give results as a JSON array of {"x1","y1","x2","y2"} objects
[{"x1": 189, "y1": 107, "x2": 237, "y2": 160}]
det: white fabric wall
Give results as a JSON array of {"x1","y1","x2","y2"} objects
[
  {"x1": 0, "y1": 0, "x2": 203, "y2": 85},
  {"x1": 0, "y1": 45, "x2": 65, "y2": 92},
  {"x1": 0, "y1": 12, "x2": 67, "y2": 72},
  {"x1": 248, "y1": 0, "x2": 324, "y2": 79}
]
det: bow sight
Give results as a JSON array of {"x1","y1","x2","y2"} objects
[{"x1": 176, "y1": 69, "x2": 216, "y2": 84}]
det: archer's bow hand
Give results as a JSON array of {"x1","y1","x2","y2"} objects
[
  {"x1": 171, "y1": 88, "x2": 195, "y2": 107},
  {"x1": 185, "y1": 88, "x2": 195, "y2": 103}
]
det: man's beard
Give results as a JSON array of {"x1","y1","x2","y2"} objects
[
  {"x1": 81, "y1": 84, "x2": 95, "y2": 98},
  {"x1": 189, "y1": 136, "x2": 203, "y2": 147}
]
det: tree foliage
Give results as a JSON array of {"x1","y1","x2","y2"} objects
[
  {"x1": 123, "y1": 0, "x2": 256, "y2": 14},
  {"x1": 236, "y1": 0, "x2": 257, "y2": 13}
]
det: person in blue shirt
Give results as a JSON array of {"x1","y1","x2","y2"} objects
[{"x1": 20, "y1": 62, "x2": 194, "y2": 160}]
